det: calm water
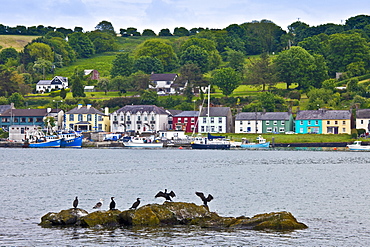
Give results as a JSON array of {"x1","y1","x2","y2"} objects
[{"x1": 0, "y1": 148, "x2": 370, "y2": 246}]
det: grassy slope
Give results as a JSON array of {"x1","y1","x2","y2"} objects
[{"x1": 0, "y1": 35, "x2": 39, "y2": 51}]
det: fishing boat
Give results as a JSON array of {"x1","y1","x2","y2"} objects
[
  {"x1": 346, "y1": 141, "x2": 370, "y2": 151},
  {"x1": 24, "y1": 130, "x2": 61, "y2": 148},
  {"x1": 191, "y1": 133, "x2": 231, "y2": 149},
  {"x1": 123, "y1": 136, "x2": 164, "y2": 148},
  {"x1": 240, "y1": 135, "x2": 270, "y2": 149},
  {"x1": 58, "y1": 130, "x2": 83, "y2": 148}
]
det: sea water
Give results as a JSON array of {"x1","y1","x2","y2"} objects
[{"x1": 0, "y1": 148, "x2": 370, "y2": 246}]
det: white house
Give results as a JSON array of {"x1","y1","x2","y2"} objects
[
  {"x1": 198, "y1": 107, "x2": 233, "y2": 133},
  {"x1": 356, "y1": 109, "x2": 370, "y2": 133},
  {"x1": 149, "y1": 73, "x2": 180, "y2": 95},
  {"x1": 110, "y1": 105, "x2": 169, "y2": 133},
  {"x1": 235, "y1": 112, "x2": 263, "y2": 134},
  {"x1": 36, "y1": 76, "x2": 68, "y2": 93}
]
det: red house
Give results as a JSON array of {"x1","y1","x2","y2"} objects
[{"x1": 173, "y1": 111, "x2": 199, "y2": 133}]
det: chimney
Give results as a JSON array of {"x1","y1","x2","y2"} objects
[
  {"x1": 105, "y1": 107, "x2": 109, "y2": 115},
  {"x1": 87, "y1": 104, "x2": 91, "y2": 109},
  {"x1": 47, "y1": 108, "x2": 51, "y2": 113},
  {"x1": 10, "y1": 102, "x2": 15, "y2": 109},
  {"x1": 78, "y1": 104, "x2": 82, "y2": 109}
]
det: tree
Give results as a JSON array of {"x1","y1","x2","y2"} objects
[
  {"x1": 0, "y1": 65, "x2": 21, "y2": 96},
  {"x1": 212, "y1": 67, "x2": 241, "y2": 96},
  {"x1": 97, "y1": 78, "x2": 110, "y2": 95},
  {"x1": 71, "y1": 72, "x2": 86, "y2": 98},
  {"x1": 180, "y1": 45, "x2": 210, "y2": 72},
  {"x1": 23, "y1": 42, "x2": 54, "y2": 63},
  {"x1": 110, "y1": 76, "x2": 133, "y2": 93},
  {"x1": 87, "y1": 31, "x2": 116, "y2": 53},
  {"x1": 179, "y1": 63, "x2": 204, "y2": 87},
  {"x1": 142, "y1": 29, "x2": 156, "y2": 36},
  {"x1": 135, "y1": 39, "x2": 178, "y2": 71},
  {"x1": 0, "y1": 48, "x2": 19, "y2": 64},
  {"x1": 111, "y1": 53, "x2": 134, "y2": 78},
  {"x1": 68, "y1": 32, "x2": 95, "y2": 58},
  {"x1": 306, "y1": 88, "x2": 339, "y2": 109},
  {"x1": 134, "y1": 56, "x2": 163, "y2": 74},
  {"x1": 174, "y1": 27, "x2": 189, "y2": 36},
  {"x1": 226, "y1": 48, "x2": 245, "y2": 72},
  {"x1": 95, "y1": 20, "x2": 115, "y2": 36},
  {"x1": 60, "y1": 88, "x2": 67, "y2": 99},
  {"x1": 246, "y1": 53, "x2": 276, "y2": 91},
  {"x1": 275, "y1": 46, "x2": 328, "y2": 89},
  {"x1": 158, "y1": 28, "x2": 172, "y2": 36},
  {"x1": 33, "y1": 58, "x2": 53, "y2": 79},
  {"x1": 258, "y1": 92, "x2": 286, "y2": 112},
  {"x1": 140, "y1": 90, "x2": 158, "y2": 105},
  {"x1": 7, "y1": 92, "x2": 25, "y2": 108}
]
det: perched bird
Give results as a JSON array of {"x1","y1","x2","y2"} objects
[
  {"x1": 109, "y1": 197, "x2": 116, "y2": 210},
  {"x1": 155, "y1": 189, "x2": 176, "y2": 201},
  {"x1": 93, "y1": 199, "x2": 103, "y2": 209},
  {"x1": 195, "y1": 192, "x2": 213, "y2": 206},
  {"x1": 130, "y1": 198, "x2": 141, "y2": 210},
  {"x1": 73, "y1": 196, "x2": 78, "y2": 209}
]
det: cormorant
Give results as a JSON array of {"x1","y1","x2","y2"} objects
[
  {"x1": 73, "y1": 196, "x2": 78, "y2": 209},
  {"x1": 109, "y1": 197, "x2": 116, "y2": 210},
  {"x1": 155, "y1": 189, "x2": 176, "y2": 201},
  {"x1": 93, "y1": 199, "x2": 103, "y2": 209},
  {"x1": 195, "y1": 192, "x2": 213, "y2": 206},
  {"x1": 130, "y1": 198, "x2": 141, "y2": 209}
]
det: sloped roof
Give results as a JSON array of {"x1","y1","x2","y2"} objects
[
  {"x1": 167, "y1": 109, "x2": 183, "y2": 116},
  {"x1": 235, "y1": 112, "x2": 291, "y2": 121},
  {"x1": 174, "y1": 111, "x2": 199, "y2": 117},
  {"x1": 296, "y1": 110, "x2": 351, "y2": 120},
  {"x1": 0, "y1": 105, "x2": 12, "y2": 114},
  {"x1": 149, "y1": 73, "x2": 177, "y2": 81},
  {"x1": 67, "y1": 106, "x2": 105, "y2": 115},
  {"x1": 115, "y1": 105, "x2": 168, "y2": 115},
  {"x1": 37, "y1": 80, "x2": 51, "y2": 85},
  {"x1": 1, "y1": 108, "x2": 53, "y2": 117},
  {"x1": 199, "y1": 107, "x2": 230, "y2": 117},
  {"x1": 356, "y1": 109, "x2": 370, "y2": 118}
]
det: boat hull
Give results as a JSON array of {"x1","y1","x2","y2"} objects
[
  {"x1": 241, "y1": 142, "x2": 270, "y2": 149},
  {"x1": 61, "y1": 135, "x2": 83, "y2": 148},
  {"x1": 346, "y1": 145, "x2": 370, "y2": 151},
  {"x1": 27, "y1": 139, "x2": 61, "y2": 148},
  {"x1": 191, "y1": 143, "x2": 230, "y2": 150},
  {"x1": 123, "y1": 142, "x2": 164, "y2": 148}
]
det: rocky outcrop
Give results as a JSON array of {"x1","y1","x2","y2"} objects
[{"x1": 39, "y1": 202, "x2": 307, "y2": 231}]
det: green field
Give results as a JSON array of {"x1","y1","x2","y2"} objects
[{"x1": 0, "y1": 35, "x2": 39, "y2": 51}]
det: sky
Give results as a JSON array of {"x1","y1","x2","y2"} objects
[{"x1": 0, "y1": 0, "x2": 369, "y2": 33}]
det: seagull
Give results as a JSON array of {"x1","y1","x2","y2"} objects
[
  {"x1": 130, "y1": 198, "x2": 141, "y2": 209},
  {"x1": 155, "y1": 189, "x2": 176, "y2": 201},
  {"x1": 195, "y1": 192, "x2": 213, "y2": 206},
  {"x1": 109, "y1": 197, "x2": 116, "y2": 210},
  {"x1": 93, "y1": 199, "x2": 103, "y2": 209},
  {"x1": 73, "y1": 196, "x2": 78, "y2": 209}
]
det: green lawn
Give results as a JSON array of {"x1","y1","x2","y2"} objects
[{"x1": 0, "y1": 35, "x2": 39, "y2": 51}]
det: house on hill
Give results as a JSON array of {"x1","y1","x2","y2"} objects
[
  {"x1": 84, "y1": 69, "x2": 100, "y2": 80},
  {"x1": 149, "y1": 73, "x2": 187, "y2": 95},
  {"x1": 36, "y1": 76, "x2": 68, "y2": 93}
]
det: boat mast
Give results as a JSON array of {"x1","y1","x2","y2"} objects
[{"x1": 207, "y1": 85, "x2": 210, "y2": 133}]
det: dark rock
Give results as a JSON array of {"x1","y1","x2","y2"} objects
[{"x1": 39, "y1": 208, "x2": 88, "y2": 227}]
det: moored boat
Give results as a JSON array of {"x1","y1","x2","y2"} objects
[
  {"x1": 58, "y1": 130, "x2": 83, "y2": 148},
  {"x1": 240, "y1": 135, "x2": 270, "y2": 149},
  {"x1": 123, "y1": 136, "x2": 163, "y2": 148},
  {"x1": 24, "y1": 130, "x2": 61, "y2": 148},
  {"x1": 191, "y1": 133, "x2": 231, "y2": 150},
  {"x1": 346, "y1": 141, "x2": 370, "y2": 151}
]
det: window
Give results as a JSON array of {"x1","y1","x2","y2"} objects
[
  {"x1": 300, "y1": 128, "x2": 303, "y2": 133},
  {"x1": 98, "y1": 115, "x2": 103, "y2": 121},
  {"x1": 126, "y1": 124, "x2": 131, "y2": 130},
  {"x1": 308, "y1": 121, "x2": 311, "y2": 125},
  {"x1": 114, "y1": 116, "x2": 117, "y2": 121},
  {"x1": 247, "y1": 127, "x2": 251, "y2": 132},
  {"x1": 327, "y1": 121, "x2": 330, "y2": 124},
  {"x1": 342, "y1": 121, "x2": 345, "y2": 125},
  {"x1": 266, "y1": 121, "x2": 269, "y2": 125},
  {"x1": 201, "y1": 126, "x2": 205, "y2": 132},
  {"x1": 184, "y1": 118, "x2": 188, "y2": 123},
  {"x1": 69, "y1": 114, "x2": 74, "y2": 121},
  {"x1": 281, "y1": 121, "x2": 285, "y2": 125},
  {"x1": 211, "y1": 126, "x2": 215, "y2": 132},
  {"x1": 121, "y1": 116, "x2": 124, "y2": 121},
  {"x1": 315, "y1": 121, "x2": 319, "y2": 125},
  {"x1": 267, "y1": 127, "x2": 272, "y2": 132},
  {"x1": 151, "y1": 116, "x2": 155, "y2": 121},
  {"x1": 210, "y1": 117, "x2": 214, "y2": 123},
  {"x1": 36, "y1": 118, "x2": 43, "y2": 122},
  {"x1": 335, "y1": 121, "x2": 338, "y2": 125},
  {"x1": 342, "y1": 128, "x2": 346, "y2": 133},
  {"x1": 144, "y1": 116, "x2": 147, "y2": 121},
  {"x1": 300, "y1": 121, "x2": 303, "y2": 125},
  {"x1": 87, "y1": 114, "x2": 92, "y2": 121},
  {"x1": 218, "y1": 117, "x2": 222, "y2": 123},
  {"x1": 218, "y1": 126, "x2": 222, "y2": 132},
  {"x1": 247, "y1": 121, "x2": 251, "y2": 125},
  {"x1": 279, "y1": 127, "x2": 285, "y2": 132},
  {"x1": 98, "y1": 124, "x2": 103, "y2": 131},
  {"x1": 361, "y1": 120, "x2": 364, "y2": 124},
  {"x1": 273, "y1": 121, "x2": 277, "y2": 125},
  {"x1": 69, "y1": 124, "x2": 73, "y2": 129},
  {"x1": 178, "y1": 118, "x2": 182, "y2": 123},
  {"x1": 203, "y1": 118, "x2": 206, "y2": 124},
  {"x1": 28, "y1": 118, "x2": 33, "y2": 122},
  {"x1": 78, "y1": 114, "x2": 83, "y2": 121},
  {"x1": 240, "y1": 127, "x2": 243, "y2": 132},
  {"x1": 127, "y1": 115, "x2": 131, "y2": 121},
  {"x1": 137, "y1": 116, "x2": 141, "y2": 121},
  {"x1": 240, "y1": 121, "x2": 243, "y2": 125},
  {"x1": 191, "y1": 118, "x2": 194, "y2": 123},
  {"x1": 21, "y1": 118, "x2": 26, "y2": 123}
]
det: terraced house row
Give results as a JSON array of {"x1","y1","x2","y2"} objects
[{"x1": 2, "y1": 104, "x2": 370, "y2": 136}]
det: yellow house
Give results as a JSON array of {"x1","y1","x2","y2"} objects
[
  {"x1": 65, "y1": 104, "x2": 110, "y2": 132},
  {"x1": 321, "y1": 110, "x2": 352, "y2": 134}
]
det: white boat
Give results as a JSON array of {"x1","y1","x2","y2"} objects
[
  {"x1": 123, "y1": 136, "x2": 164, "y2": 148},
  {"x1": 240, "y1": 135, "x2": 270, "y2": 149},
  {"x1": 346, "y1": 141, "x2": 370, "y2": 151}
]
